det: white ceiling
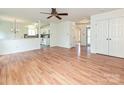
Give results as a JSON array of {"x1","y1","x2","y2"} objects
[{"x1": 0, "y1": 8, "x2": 119, "y2": 23}]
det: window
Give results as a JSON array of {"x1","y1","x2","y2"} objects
[{"x1": 28, "y1": 25, "x2": 37, "y2": 36}]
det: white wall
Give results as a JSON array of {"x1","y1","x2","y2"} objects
[
  {"x1": 0, "y1": 20, "x2": 52, "y2": 55},
  {"x1": 0, "y1": 20, "x2": 28, "y2": 39},
  {"x1": 40, "y1": 25, "x2": 50, "y2": 34},
  {"x1": 0, "y1": 20, "x2": 75, "y2": 55},
  {"x1": 50, "y1": 23, "x2": 58, "y2": 47},
  {"x1": 91, "y1": 9, "x2": 124, "y2": 21},
  {"x1": 0, "y1": 21, "x2": 14, "y2": 39},
  {"x1": 0, "y1": 38, "x2": 40, "y2": 55},
  {"x1": 50, "y1": 21, "x2": 74, "y2": 48}
]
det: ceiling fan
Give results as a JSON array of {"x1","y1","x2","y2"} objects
[{"x1": 40, "y1": 8, "x2": 68, "y2": 20}]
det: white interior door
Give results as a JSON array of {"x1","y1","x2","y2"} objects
[
  {"x1": 109, "y1": 17, "x2": 124, "y2": 58},
  {"x1": 95, "y1": 20, "x2": 109, "y2": 55}
]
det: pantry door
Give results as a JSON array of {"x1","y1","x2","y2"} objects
[
  {"x1": 109, "y1": 17, "x2": 124, "y2": 58},
  {"x1": 95, "y1": 20, "x2": 109, "y2": 55}
]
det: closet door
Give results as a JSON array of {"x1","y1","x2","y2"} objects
[
  {"x1": 109, "y1": 17, "x2": 124, "y2": 58},
  {"x1": 95, "y1": 20, "x2": 109, "y2": 55}
]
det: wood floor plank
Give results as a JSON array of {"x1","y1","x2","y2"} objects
[{"x1": 0, "y1": 46, "x2": 124, "y2": 84}]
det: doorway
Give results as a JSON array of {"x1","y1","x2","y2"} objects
[
  {"x1": 86, "y1": 27, "x2": 91, "y2": 46},
  {"x1": 40, "y1": 25, "x2": 50, "y2": 49}
]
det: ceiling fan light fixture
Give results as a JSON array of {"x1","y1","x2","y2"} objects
[{"x1": 40, "y1": 8, "x2": 68, "y2": 20}]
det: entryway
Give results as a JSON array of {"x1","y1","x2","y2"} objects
[{"x1": 86, "y1": 27, "x2": 91, "y2": 46}]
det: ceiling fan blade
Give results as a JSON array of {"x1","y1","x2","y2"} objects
[
  {"x1": 40, "y1": 12, "x2": 51, "y2": 14},
  {"x1": 56, "y1": 16, "x2": 62, "y2": 20},
  {"x1": 58, "y1": 13, "x2": 68, "y2": 15},
  {"x1": 47, "y1": 16, "x2": 53, "y2": 19}
]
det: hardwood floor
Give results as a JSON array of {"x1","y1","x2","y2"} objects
[{"x1": 0, "y1": 46, "x2": 124, "y2": 84}]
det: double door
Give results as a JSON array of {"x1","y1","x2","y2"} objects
[{"x1": 95, "y1": 17, "x2": 124, "y2": 58}]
